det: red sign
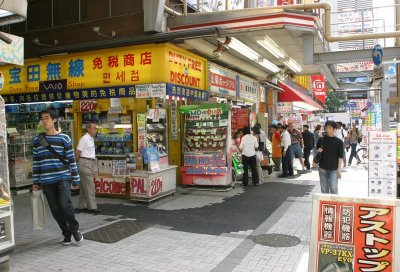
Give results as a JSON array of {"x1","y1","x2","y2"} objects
[
  {"x1": 149, "y1": 177, "x2": 163, "y2": 196},
  {"x1": 315, "y1": 200, "x2": 395, "y2": 272},
  {"x1": 311, "y1": 74, "x2": 326, "y2": 104},
  {"x1": 79, "y1": 100, "x2": 98, "y2": 112},
  {"x1": 94, "y1": 177, "x2": 126, "y2": 195},
  {"x1": 277, "y1": 0, "x2": 293, "y2": 5},
  {"x1": 231, "y1": 108, "x2": 249, "y2": 132}
]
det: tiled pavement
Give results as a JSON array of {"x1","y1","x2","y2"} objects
[{"x1": 8, "y1": 164, "x2": 369, "y2": 272}]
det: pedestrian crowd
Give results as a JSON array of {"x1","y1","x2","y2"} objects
[{"x1": 234, "y1": 120, "x2": 363, "y2": 195}]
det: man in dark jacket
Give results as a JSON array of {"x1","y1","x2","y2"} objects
[{"x1": 302, "y1": 124, "x2": 314, "y2": 171}]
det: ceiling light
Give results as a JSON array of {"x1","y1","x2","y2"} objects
[
  {"x1": 259, "y1": 59, "x2": 280, "y2": 73},
  {"x1": 284, "y1": 58, "x2": 303, "y2": 73},
  {"x1": 223, "y1": 37, "x2": 259, "y2": 61},
  {"x1": 257, "y1": 36, "x2": 286, "y2": 59}
]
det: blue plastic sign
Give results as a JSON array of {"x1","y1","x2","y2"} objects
[{"x1": 372, "y1": 44, "x2": 384, "y2": 65}]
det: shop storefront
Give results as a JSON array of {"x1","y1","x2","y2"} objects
[{"x1": 0, "y1": 42, "x2": 208, "y2": 202}]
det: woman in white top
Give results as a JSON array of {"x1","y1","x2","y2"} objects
[{"x1": 239, "y1": 126, "x2": 259, "y2": 186}]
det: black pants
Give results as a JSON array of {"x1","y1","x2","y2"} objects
[
  {"x1": 304, "y1": 148, "x2": 312, "y2": 170},
  {"x1": 43, "y1": 180, "x2": 80, "y2": 238},
  {"x1": 242, "y1": 155, "x2": 259, "y2": 185},
  {"x1": 282, "y1": 146, "x2": 294, "y2": 176}
]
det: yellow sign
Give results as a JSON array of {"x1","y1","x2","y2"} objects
[{"x1": 0, "y1": 43, "x2": 207, "y2": 95}]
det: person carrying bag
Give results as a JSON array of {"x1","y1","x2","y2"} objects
[{"x1": 31, "y1": 190, "x2": 46, "y2": 230}]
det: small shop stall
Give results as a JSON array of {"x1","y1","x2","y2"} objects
[{"x1": 180, "y1": 103, "x2": 233, "y2": 187}]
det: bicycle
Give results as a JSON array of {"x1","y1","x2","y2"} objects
[{"x1": 355, "y1": 144, "x2": 368, "y2": 165}]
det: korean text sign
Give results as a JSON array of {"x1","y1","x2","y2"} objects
[{"x1": 309, "y1": 195, "x2": 400, "y2": 272}]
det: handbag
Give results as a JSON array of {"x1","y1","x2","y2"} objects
[
  {"x1": 31, "y1": 190, "x2": 46, "y2": 230},
  {"x1": 313, "y1": 137, "x2": 324, "y2": 165}
]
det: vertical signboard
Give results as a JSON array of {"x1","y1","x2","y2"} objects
[
  {"x1": 309, "y1": 194, "x2": 400, "y2": 272},
  {"x1": 311, "y1": 74, "x2": 326, "y2": 104},
  {"x1": 368, "y1": 131, "x2": 397, "y2": 198}
]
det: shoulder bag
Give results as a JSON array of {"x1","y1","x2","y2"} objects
[
  {"x1": 38, "y1": 133, "x2": 70, "y2": 166},
  {"x1": 313, "y1": 137, "x2": 324, "y2": 164}
]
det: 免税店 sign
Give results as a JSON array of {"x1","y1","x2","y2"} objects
[
  {"x1": 309, "y1": 195, "x2": 400, "y2": 272},
  {"x1": 0, "y1": 43, "x2": 207, "y2": 97}
]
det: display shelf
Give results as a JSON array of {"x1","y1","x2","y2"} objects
[
  {"x1": 0, "y1": 96, "x2": 15, "y2": 253},
  {"x1": 180, "y1": 104, "x2": 232, "y2": 186},
  {"x1": 145, "y1": 109, "x2": 168, "y2": 161}
]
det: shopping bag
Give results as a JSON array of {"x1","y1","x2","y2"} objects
[
  {"x1": 31, "y1": 190, "x2": 46, "y2": 230},
  {"x1": 256, "y1": 151, "x2": 263, "y2": 161}
]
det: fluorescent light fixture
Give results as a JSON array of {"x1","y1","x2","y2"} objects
[
  {"x1": 221, "y1": 37, "x2": 280, "y2": 73},
  {"x1": 259, "y1": 59, "x2": 280, "y2": 73},
  {"x1": 284, "y1": 58, "x2": 303, "y2": 73},
  {"x1": 224, "y1": 37, "x2": 259, "y2": 61},
  {"x1": 257, "y1": 36, "x2": 286, "y2": 59}
]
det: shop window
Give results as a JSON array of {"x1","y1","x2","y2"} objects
[
  {"x1": 80, "y1": 0, "x2": 109, "y2": 21},
  {"x1": 53, "y1": 0, "x2": 79, "y2": 26},
  {"x1": 27, "y1": 0, "x2": 52, "y2": 31},
  {"x1": 111, "y1": 0, "x2": 142, "y2": 16}
]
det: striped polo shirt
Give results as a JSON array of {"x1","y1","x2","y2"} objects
[{"x1": 32, "y1": 133, "x2": 80, "y2": 186}]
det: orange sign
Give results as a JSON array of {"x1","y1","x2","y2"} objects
[{"x1": 312, "y1": 199, "x2": 397, "y2": 272}]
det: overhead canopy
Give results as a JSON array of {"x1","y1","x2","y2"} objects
[{"x1": 278, "y1": 82, "x2": 323, "y2": 111}]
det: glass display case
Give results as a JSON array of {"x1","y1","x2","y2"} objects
[
  {"x1": 8, "y1": 135, "x2": 34, "y2": 189},
  {"x1": 0, "y1": 96, "x2": 15, "y2": 254},
  {"x1": 82, "y1": 112, "x2": 133, "y2": 158}
]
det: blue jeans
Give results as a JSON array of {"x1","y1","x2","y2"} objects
[
  {"x1": 318, "y1": 168, "x2": 338, "y2": 194},
  {"x1": 42, "y1": 180, "x2": 79, "y2": 238}
]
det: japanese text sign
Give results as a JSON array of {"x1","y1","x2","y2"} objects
[
  {"x1": 208, "y1": 63, "x2": 237, "y2": 97},
  {"x1": 238, "y1": 76, "x2": 258, "y2": 102},
  {"x1": 309, "y1": 194, "x2": 400, "y2": 272}
]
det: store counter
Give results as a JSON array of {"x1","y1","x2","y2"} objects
[{"x1": 129, "y1": 165, "x2": 177, "y2": 203}]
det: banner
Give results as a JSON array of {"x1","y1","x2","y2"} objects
[{"x1": 311, "y1": 74, "x2": 326, "y2": 104}]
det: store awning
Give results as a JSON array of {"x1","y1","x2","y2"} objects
[{"x1": 278, "y1": 82, "x2": 323, "y2": 111}]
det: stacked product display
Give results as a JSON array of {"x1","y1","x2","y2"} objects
[
  {"x1": 146, "y1": 109, "x2": 168, "y2": 159},
  {"x1": 180, "y1": 103, "x2": 233, "y2": 186}
]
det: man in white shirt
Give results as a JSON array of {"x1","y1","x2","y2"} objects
[
  {"x1": 279, "y1": 124, "x2": 294, "y2": 177},
  {"x1": 76, "y1": 122, "x2": 100, "y2": 213},
  {"x1": 239, "y1": 126, "x2": 259, "y2": 186}
]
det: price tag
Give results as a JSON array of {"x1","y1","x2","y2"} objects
[{"x1": 80, "y1": 100, "x2": 97, "y2": 112}]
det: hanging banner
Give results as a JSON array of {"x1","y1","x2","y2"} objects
[
  {"x1": 311, "y1": 74, "x2": 326, "y2": 104},
  {"x1": 309, "y1": 194, "x2": 400, "y2": 272}
]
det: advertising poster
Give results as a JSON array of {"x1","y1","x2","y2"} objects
[
  {"x1": 309, "y1": 195, "x2": 399, "y2": 272},
  {"x1": 368, "y1": 131, "x2": 397, "y2": 198},
  {"x1": 231, "y1": 108, "x2": 248, "y2": 132}
]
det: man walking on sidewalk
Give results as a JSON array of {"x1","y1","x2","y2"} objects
[
  {"x1": 279, "y1": 124, "x2": 294, "y2": 178},
  {"x1": 301, "y1": 124, "x2": 314, "y2": 171},
  {"x1": 32, "y1": 107, "x2": 83, "y2": 245},
  {"x1": 288, "y1": 122, "x2": 306, "y2": 173},
  {"x1": 76, "y1": 122, "x2": 101, "y2": 214},
  {"x1": 314, "y1": 120, "x2": 344, "y2": 194}
]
